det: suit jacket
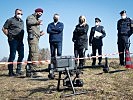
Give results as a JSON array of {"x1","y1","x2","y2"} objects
[{"x1": 89, "y1": 25, "x2": 106, "y2": 47}]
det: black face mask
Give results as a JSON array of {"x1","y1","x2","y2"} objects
[
  {"x1": 36, "y1": 14, "x2": 42, "y2": 18},
  {"x1": 54, "y1": 18, "x2": 58, "y2": 23},
  {"x1": 79, "y1": 19, "x2": 84, "y2": 24}
]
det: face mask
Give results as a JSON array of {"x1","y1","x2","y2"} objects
[
  {"x1": 54, "y1": 18, "x2": 58, "y2": 23},
  {"x1": 16, "y1": 15, "x2": 22, "y2": 19},
  {"x1": 121, "y1": 15, "x2": 126, "y2": 19},
  {"x1": 95, "y1": 22, "x2": 99, "y2": 26},
  {"x1": 79, "y1": 19, "x2": 84, "y2": 24},
  {"x1": 36, "y1": 14, "x2": 42, "y2": 18}
]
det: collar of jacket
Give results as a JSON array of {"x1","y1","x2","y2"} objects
[
  {"x1": 52, "y1": 21, "x2": 59, "y2": 25},
  {"x1": 32, "y1": 13, "x2": 38, "y2": 20},
  {"x1": 13, "y1": 16, "x2": 23, "y2": 21}
]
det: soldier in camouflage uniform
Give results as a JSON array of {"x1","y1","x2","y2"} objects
[{"x1": 26, "y1": 8, "x2": 45, "y2": 76}]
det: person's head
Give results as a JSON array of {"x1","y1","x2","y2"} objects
[
  {"x1": 53, "y1": 14, "x2": 60, "y2": 23},
  {"x1": 95, "y1": 18, "x2": 101, "y2": 26},
  {"x1": 35, "y1": 8, "x2": 43, "y2": 18},
  {"x1": 120, "y1": 10, "x2": 127, "y2": 19},
  {"x1": 15, "y1": 9, "x2": 23, "y2": 19},
  {"x1": 79, "y1": 16, "x2": 86, "y2": 25}
]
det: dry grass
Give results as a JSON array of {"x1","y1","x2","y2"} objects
[{"x1": 0, "y1": 59, "x2": 133, "y2": 100}]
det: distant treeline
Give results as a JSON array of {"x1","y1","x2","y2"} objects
[{"x1": 0, "y1": 48, "x2": 50, "y2": 62}]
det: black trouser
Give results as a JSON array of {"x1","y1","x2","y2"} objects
[
  {"x1": 74, "y1": 47, "x2": 86, "y2": 66},
  {"x1": 118, "y1": 36, "x2": 130, "y2": 65},
  {"x1": 92, "y1": 45, "x2": 102, "y2": 65}
]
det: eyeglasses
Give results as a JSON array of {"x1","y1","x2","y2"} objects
[{"x1": 17, "y1": 13, "x2": 23, "y2": 15}]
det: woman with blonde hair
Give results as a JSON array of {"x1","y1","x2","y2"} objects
[{"x1": 72, "y1": 15, "x2": 89, "y2": 68}]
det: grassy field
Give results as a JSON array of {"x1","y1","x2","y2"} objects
[{"x1": 0, "y1": 59, "x2": 133, "y2": 100}]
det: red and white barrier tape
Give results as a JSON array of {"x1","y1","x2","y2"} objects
[
  {"x1": 0, "y1": 60, "x2": 50, "y2": 65},
  {"x1": 0, "y1": 52, "x2": 132, "y2": 65},
  {"x1": 76, "y1": 52, "x2": 123, "y2": 60}
]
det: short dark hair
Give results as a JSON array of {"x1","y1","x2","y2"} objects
[
  {"x1": 54, "y1": 13, "x2": 59, "y2": 16},
  {"x1": 15, "y1": 9, "x2": 22, "y2": 13}
]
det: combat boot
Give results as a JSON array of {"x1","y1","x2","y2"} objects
[
  {"x1": 16, "y1": 64, "x2": 24, "y2": 76},
  {"x1": 25, "y1": 64, "x2": 32, "y2": 77},
  {"x1": 8, "y1": 65, "x2": 16, "y2": 77}
]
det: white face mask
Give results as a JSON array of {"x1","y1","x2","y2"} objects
[
  {"x1": 16, "y1": 15, "x2": 22, "y2": 19},
  {"x1": 121, "y1": 15, "x2": 126, "y2": 19},
  {"x1": 95, "y1": 22, "x2": 99, "y2": 26}
]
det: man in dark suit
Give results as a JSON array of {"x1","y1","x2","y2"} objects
[{"x1": 89, "y1": 18, "x2": 106, "y2": 66}]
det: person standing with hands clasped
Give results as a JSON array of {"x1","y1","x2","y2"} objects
[
  {"x1": 26, "y1": 8, "x2": 45, "y2": 77},
  {"x1": 89, "y1": 18, "x2": 106, "y2": 66},
  {"x1": 72, "y1": 16, "x2": 89, "y2": 68},
  {"x1": 2, "y1": 9, "x2": 24, "y2": 76}
]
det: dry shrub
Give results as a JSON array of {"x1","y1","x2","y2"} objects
[{"x1": 109, "y1": 61, "x2": 120, "y2": 69}]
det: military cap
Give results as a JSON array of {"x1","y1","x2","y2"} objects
[
  {"x1": 95, "y1": 18, "x2": 101, "y2": 22},
  {"x1": 120, "y1": 10, "x2": 126, "y2": 15},
  {"x1": 35, "y1": 8, "x2": 43, "y2": 13}
]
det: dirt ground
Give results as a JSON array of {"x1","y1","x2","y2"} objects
[{"x1": 0, "y1": 59, "x2": 133, "y2": 100}]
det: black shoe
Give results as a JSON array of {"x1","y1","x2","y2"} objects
[
  {"x1": 119, "y1": 63, "x2": 125, "y2": 66},
  {"x1": 98, "y1": 62, "x2": 102, "y2": 65},
  {"x1": 31, "y1": 72, "x2": 44, "y2": 78},
  {"x1": 9, "y1": 72, "x2": 16, "y2": 77},
  {"x1": 26, "y1": 72, "x2": 31, "y2": 77},
  {"x1": 16, "y1": 71, "x2": 24, "y2": 76},
  {"x1": 78, "y1": 64, "x2": 84, "y2": 69},
  {"x1": 92, "y1": 62, "x2": 95, "y2": 66}
]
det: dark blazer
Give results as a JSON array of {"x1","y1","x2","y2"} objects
[
  {"x1": 72, "y1": 24, "x2": 89, "y2": 49},
  {"x1": 117, "y1": 17, "x2": 132, "y2": 37},
  {"x1": 47, "y1": 22, "x2": 64, "y2": 43},
  {"x1": 89, "y1": 25, "x2": 106, "y2": 47}
]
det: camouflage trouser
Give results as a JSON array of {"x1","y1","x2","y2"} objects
[{"x1": 28, "y1": 37, "x2": 39, "y2": 70}]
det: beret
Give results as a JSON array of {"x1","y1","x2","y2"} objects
[{"x1": 35, "y1": 8, "x2": 43, "y2": 13}]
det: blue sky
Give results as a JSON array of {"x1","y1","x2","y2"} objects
[{"x1": 0, "y1": 0, "x2": 133, "y2": 60}]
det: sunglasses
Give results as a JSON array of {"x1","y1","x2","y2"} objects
[{"x1": 17, "y1": 13, "x2": 23, "y2": 15}]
